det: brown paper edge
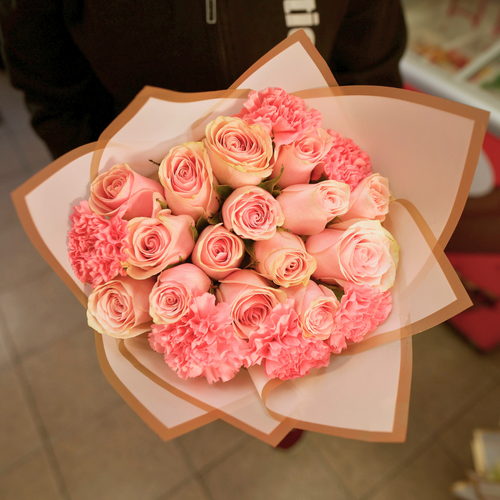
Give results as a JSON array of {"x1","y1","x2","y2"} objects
[
  {"x1": 295, "y1": 85, "x2": 490, "y2": 250},
  {"x1": 114, "y1": 337, "x2": 293, "y2": 446},
  {"x1": 260, "y1": 336, "x2": 413, "y2": 443}
]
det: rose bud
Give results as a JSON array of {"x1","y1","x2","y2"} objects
[
  {"x1": 271, "y1": 127, "x2": 332, "y2": 188},
  {"x1": 222, "y1": 186, "x2": 285, "y2": 241},
  {"x1": 191, "y1": 224, "x2": 245, "y2": 280},
  {"x1": 216, "y1": 269, "x2": 286, "y2": 339},
  {"x1": 341, "y1": 173, "x2": 393, "y2": 222},
  {"x1": 87, "y1": 275, "x2": 155, "y2": 339},
  {"x1": 158, "y1": 142, "x2": 220, "y2": 220},
  {"x1": 277, "y1": 180, "x2": 350, "y2": 236},
  {"x1": 282, "y1": 281, "x2": 341, "y2": 341},
  {"x1": 203, "y1": 116, "x2": 273, "y2": 188},
  {"x1": 149, "y1": 264, "x2": 211, "y2": 324},
  {"x1": 306, "y1": 220, "x2": 399, "y2": 292},
  {"x1": 254, "y1": 230, "x2": 317, "y2": 288},
  {"x1": 125, "y1": 209, "x2": 195, "y2": 279},
  {"x1": 89, "y1": 163, "x2": 166, "y2": 220}
]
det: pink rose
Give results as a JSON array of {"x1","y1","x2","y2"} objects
[
  {"x1": 234, "y1": 87, "x2": 322, "y2": 146},
  {"x1": 222, "y1": 186, "x2": 285, "y2": 241},
  {"x1": 334, "y1": 283, "x2": 393, "y2": 343},
  {"x1": 125, "y1": 209, "x2": 195, "y2": 279},
  {"x1": 306, "y1": 220, "x2": 399, "y2": 292},
  {"x1": 203, "y1": 116, "x2": 273, "y2": 188},
  {"x1": 312, "y1": 131, "x2": 372, "y2": 189},
  {"x1": 277, "y1": 180, "x2": 350, "y2": 236},
  {"x1": 68, "y1": 201, "x2": 129, "y2": 288},
  {"x1": 87, "y1": 275, "x2": 155, "y2": 338},
  {"x1": 191, "y1": 224, "x2": 245, "y2": 280},
  {"x1": 149, "y1": 294, "x2": 247, "y2": 384},
  {"x1": 271, "y1": 128, "x2": 332, "y2": 188},
  {"x1": 254, "y1": 230, "x2": 317, "y2": 288},
  {"x1": 283, "y1": 281, "x2": 341, "y2": 343},
  {"x1": 89, "y1": 163, "x2": 166, "y2": 220},
  {"x1": 158, "y1": 142, "x2": 220, "y2": 220},
  {"x1": 216, "y1": 270, "x2": 286, "y2": 339},
  {"x1": 341, "y1": 174, "x2": 392, "y2": 222},
  {"x1": 149, "y1": 264, "x2": 211, "y2": 324},
  {"x1": 244, "y1": 300, "x2": 331, "y2": 380}
]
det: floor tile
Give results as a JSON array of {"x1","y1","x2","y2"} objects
[
  {"x1": 0, "y1": 222, "x2": 50, "y2": 293},
  {"x1": 0, "y1": 450, "x2": 61, "y2": 500},
  {"x1": 9, "y1": 125, "x2": 52, "y2": 168},
  {"x1": 0, "y1": 271, "x2": 88, "y2": 356},
  {"x1": 203, "y1": 434, "x2": 350, "y2": 500},
  {"x1": 439, "y1": 384, "x2": 500, "y2": 469},
  {"x1": 0, "y1": 73, "x2": 33, "y2": 132},
  {"x1": 178, "y1": 419, "x2": 251, "y2": 471},
  {"x1": 0, "y1": 172, "x2": 33, "y2": 228},
  {"x1": 311, "y1": 409, "x2": 431, "y2": 499},
  {"x1": 52, "y1": 403, "x2": 191, "y2": 500},
  {"x1": 164, "y1": 478, "x2": 210, "y2": 500},
  {"x1": 22, "y1": 326, "x2": 121, "y2": 438},
  {"x1": 0, "y1": 321, "x2": 12, "y2": 369},
  {"x1": 0, "y1": 366, "x2": 42, "y2": 471},
  {"x1": 370, "y1": 442, "x2": 465, "y2": 500},
  {"x1": 410, "y1": 324, "x2": 497, "y2": 432},
  {"x1": 0, "y1": 128, "x2": 25, "y2": 178}
]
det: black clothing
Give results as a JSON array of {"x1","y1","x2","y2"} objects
[{"x1": 0, "y1": 0, "x2": 407, "y2": 158}]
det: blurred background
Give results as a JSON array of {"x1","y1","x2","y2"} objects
[{"x1": 0, "y1": 0, "x2": 500, "y2": 499}]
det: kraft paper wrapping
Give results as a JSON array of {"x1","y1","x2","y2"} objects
[{"x1": 11, "y1": 31, "x2": 488, "y2": 445}]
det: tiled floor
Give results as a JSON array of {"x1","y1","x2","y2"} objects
[{"x1": 0, "y1": 69, "x2": 499, "y2": 500}]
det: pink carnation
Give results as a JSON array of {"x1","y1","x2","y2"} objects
[
  {"x1": 68, "y1": 201, "x2": 129, "y2": 288},
  {"x1": 334, "y1": 283, "x2": 392, "y2": 343},
  {"x1": 245, "y1": 300, "x2": 330, "y2": 380},
  {"x1": 148, "y1": 293, "x2": 247, "y2": 384},
  {"x1": 234, "y1": 87, "x2": 322, "y2": 147},
  {"x1": 312, "y1": 130, "x2": 372, "y2": 189}
]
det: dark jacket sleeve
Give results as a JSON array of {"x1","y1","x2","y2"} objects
[
  {"x1": 0, "y1": 0, "x2": 115, "y2": 159},
  {"x1": 329, "y1": 0, "x2": 407, "y2": 88}
]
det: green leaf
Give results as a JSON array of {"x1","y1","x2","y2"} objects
[
  {"x1": 156, "y1": 198, "x2": 168, "y2": 210},
  {"x1": 214, "y1": 184, "x2": 233, "y2": 202},
  {"x1": 196, "y1": 215, "x2": 210, "y2": 233},
  {"x1": 190, "y1": 224, "x2": 199, "y2": 243},
  {"x1": 314, "y1": 280, "x2": 344, "y2": 301},
  {"x1": 258, "y1": 165, "x2": 283, "y2": 197},
  {"x1": 208, "y1": 211, "x2": 223, "y2": 225},
  {"x1": 243, "y1": 239, "x2": 257, "y2": 262},
  {"x1": 310, "y1": 172, "x2": 328, "y2": 184},
  {"x1": 209, "y1": 282, "x2": 218, "y2": 296},
  {"x1": 326, "y1": 216, "x2": 343, "y2": 227},
  {"x1": 149, "y1": 159, "x2": 161, "y2": 167}
]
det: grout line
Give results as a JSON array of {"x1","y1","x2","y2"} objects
[
  {"x1": 153, "y1": 475, "x2": 194, "y2": 500},
  {"x1": 357, "y1": 381, "x2": 498, "y2": 500},
  {"x1": 197, "y1": 435, "x2": 253, "y2": 476},
  {"x1": 172, "y1": 439, "x2": 216, "y2": 500},
  {"x1": 0, "y1": 305, "x2": 71, "y2": 500}
]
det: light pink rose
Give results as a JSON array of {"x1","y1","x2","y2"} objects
[
  {"x1": 277, "y1": 180, "x2": 350, "y2": 236},
  {"x1": 87, "y1": 275, "x2": 155, "y2": 338},
  {"x1": 234, "y1": 87, "x2": 322, "y2": 146},
  {"x1": 244, "y1": 300, "x2": 331, "y2": 380},
  {"x1": 312, "y1": 130, "x2": 372, "y2": 189},
  {"x1": 158, "y1": 142, "x2": 220, "y2": 220},
  {"x1": 125, "y1": 209, "x2": 195, "y2": 279},
  {"x1": 254, "y1": 230, "x2": 317, "y2": 288},
  {"x1": 191, "y1": 224, "x2": 245, "y2": 280},
  {"x1": 283, "y1": 281, "x2": 341, "y2": 342},
  {"x1": 271, "y1": 128, "x2": 332, "y2": 188},
  {"x1": 306, "y1": 220, "x2": 399, "y2": 292},
  {"x1": 334, "y1": 283, "x2": 393, "y2": 343},
  {"x1": 89, "y1": 163, "x2": 166, "y2": 220},
  {"x1": 216, "y1": 269, "x2": 286, "y2": 339},
  {"x1": 149, "y1": 294, "x2": 247, "y2": 384},
  {"x1": 149, "y1": 264, "x2": 211, "y2": 324},
  {"x1": 203, "y1": 116, "x2": 273, "y2": 188},
  {"x1": 222, "y1": 186, "x2": 284, "y2": 241},
  {"x1": 341, "y1": 174, "x2": 392, "y2": 222}
]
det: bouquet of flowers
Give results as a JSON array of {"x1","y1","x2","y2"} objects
[
  {"x1": 12, "y1": 32, "x2": 488, "y2": 444},
  {"x1": 69, "y1": 86, "x2": 399, "y2": 385}
]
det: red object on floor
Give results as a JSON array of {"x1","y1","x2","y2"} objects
[
  {"x1": 276, "y1": 429, "x2": 304, "y2": 449},
  {"x1": 446, "y1": 253, "x2": 500, "y2": 352}
]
